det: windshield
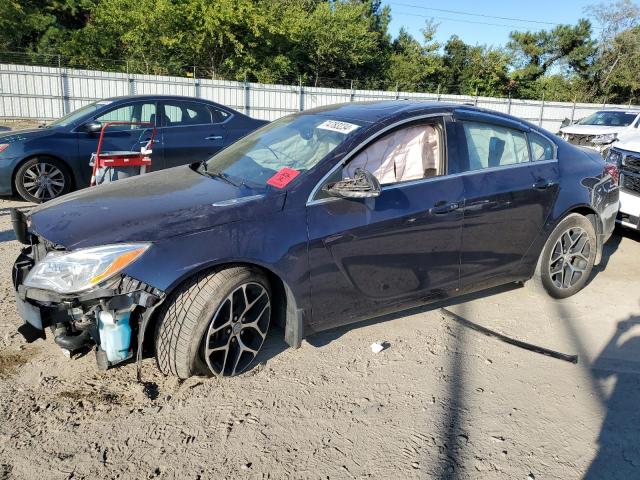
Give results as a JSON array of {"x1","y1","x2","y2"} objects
[
  {"x1": 48, "y1": 100, "x2": 113, "y2": 127},
  {"x1": 203, "y1": 114, "x2": 361, "y2": 189},
  {"x1": 577, "y1": 111, "x2": 637, "y2": 127}
]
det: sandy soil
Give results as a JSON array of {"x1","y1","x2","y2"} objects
[{"x1": 0, "y1": 196, "x2": 639, "y2": 479}]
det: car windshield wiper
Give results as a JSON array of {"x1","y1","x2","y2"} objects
[{"x1": 204, "y1": 169, "x2": 241, "y2": 188}]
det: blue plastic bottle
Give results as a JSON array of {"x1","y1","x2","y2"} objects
[{"x1": 98, "y1": 310, "x2": 132, "y2": 364}]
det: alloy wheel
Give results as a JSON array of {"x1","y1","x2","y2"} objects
[
  {"x1": 22, "y1": 162, "x2": 66, "y2": 201},
  {"x1": 204, "y1": 282, "x2": 271, "y2": 376},
  {"x1": 548, "y1": 227, "x2": 592, "y2": 289}
]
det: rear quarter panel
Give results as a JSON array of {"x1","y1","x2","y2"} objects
[{"x1": 516, "y1": 140, "x2": 618, "y2": 278}]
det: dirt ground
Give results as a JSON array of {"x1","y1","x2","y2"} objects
[{"x1": 0, "y1": 196, "x2": 639, "y2": 480}]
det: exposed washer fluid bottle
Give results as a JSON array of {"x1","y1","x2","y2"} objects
[{"x1": 97, "y1": 309, "x2": 132, "y2": 364}]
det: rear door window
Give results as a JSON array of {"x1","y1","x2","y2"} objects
[
  {"x1": 462, "y1": 121, "x2": 529, "y2": 170},
  {"x1": 210, "y1": 107, "x2": 230, "y2": 123},
  {"x1": 529, "y1": 131, "x2": 556, "y2": 161},
  {"x1": 162, "y1": 101, "x2": 212, "y2": 126}
]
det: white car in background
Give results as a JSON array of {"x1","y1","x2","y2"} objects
[
  {"x1": 559, "y1": 109, "x2": 640, "y2": 151},
  {"x1": 606, "y1": 137, "x2": 640, "y2": 231}
]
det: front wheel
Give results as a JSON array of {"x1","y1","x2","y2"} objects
[
  {"x1": 15, "y1": 157, "x2": 72, "y2": 203},
  {"x1": 155, "y1": 267, "x2": 271, "y2": 379},
  {"x1": 531, "y1": 213, "x2": 597, "y2": 299}
]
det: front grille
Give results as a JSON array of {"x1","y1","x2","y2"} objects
[
  {"x1": 566, "y1": 134, "x2": 595, "y2": 146},
  {"x1": 621, "y1": 151, "x2": 640, "y2": 194},
  {"x1": 623, "y1": 155, "x2": 640, "y2": 173},
  {"x1": 622, "y1": 174, "x2": 640, "y2": 194}
]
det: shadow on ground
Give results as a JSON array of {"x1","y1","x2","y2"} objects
[{"x1": 584, "y1": 313, "x2": 640, "y2": 479}]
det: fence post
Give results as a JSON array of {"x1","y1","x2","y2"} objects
[
  {"x1": 474, "y1": 86, "x2": 479, "y2": 106},
  {"x1": 436, "y1": 84, "x2": 441, "y2": 102},
  {"x1": 507, "y1": 93, "x2": 512, "y2": 114},
  {"x1": 299, "y1": 76, "x2": 304, "y2": 111},
  {"x1": 395, "y1": 82, "x2": 399, "y2": 100},
  {"x1": 126, "y1": 61, "x2": 136, "y2": 95},
  {"x1": 243, "y1": 74, "x2": 250, "y2": 116},
  {"x1": 538, "y1": 92, "x2": 545, "y2": 127},
  {"x1": 58, "y1": 55, "x2": 68, "y2": 116},
  {"x1": 193, "y1": 65, "x2": 198, "y2": 97},
  {"x1": 570, "y1": 97, "x2": 576, "y2": 123},
  {"x1": 351, "y1": 80, "x2": 356, "y2": 102}
]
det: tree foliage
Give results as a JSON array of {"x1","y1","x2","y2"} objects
[{"x1": 1, "y1": 0, "x2": 639, "y2": 103}]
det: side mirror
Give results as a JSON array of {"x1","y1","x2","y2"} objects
[
  {"x1": 323, "y1": 168, "x2": 381, "y2": 199},
  {"x1": 84, "y1": 121, "x2": 103, "y2": 133},
  {"x1": 560, "y1": 118, "x2": 571, "y2": 128}
]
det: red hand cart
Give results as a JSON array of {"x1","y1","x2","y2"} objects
[{"x1": 89, "y1": 121, "x2": 158, "y2": 186}]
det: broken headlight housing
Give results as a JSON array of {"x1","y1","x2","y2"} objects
[
  {"x1": 23, "y1": 243, "x2": 150, "y2": 294},
  {"x1": 592, "y1": 133, "x2": 617, "y2": 145}
]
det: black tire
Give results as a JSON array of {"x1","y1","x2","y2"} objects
[
  {"x1": 15, "y1": 157, "x2": 72, "y2": 203},
  {"x1": 155, "y1": 266, "x2": 271, "y2": 379},
  {"x1": 532, "y1": 213, "x2": 597, "y2": 299}
]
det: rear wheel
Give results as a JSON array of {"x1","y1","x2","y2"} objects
[
  {"x1": 532, "y1": 214, "x2": 596, "y2": 299},
  {"x1": 15, "y1": 157, "x2": 71, "y2": 203},
  {"x1": 155, "y1": 267, "x2": 271, "y2": 379}
]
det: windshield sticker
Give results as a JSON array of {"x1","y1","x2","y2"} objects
[
  {"x1": 267, "y1": 167, "x2": 300, "y2": 189},
  {"x1": 317, "y1": 120, "x2": 360, "y2": 134}
]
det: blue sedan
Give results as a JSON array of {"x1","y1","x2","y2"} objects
[
  {"x1": 12, "y1": 101, "x2": 618, "y2": 378},
  {"x1": 0, "y1": 95, "x2": 267, "y2": 202}
]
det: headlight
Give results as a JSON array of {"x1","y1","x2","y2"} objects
[
  {"x1": 24, "y1": 243, "x2": 150, "y2": 294},
  {"x1": 592, "y1": 133, "x2": 617, "y2": 145}
]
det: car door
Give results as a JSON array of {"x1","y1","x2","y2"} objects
[
  {"x1": 453, "y1": 111, "x2": 560, "y2": 289},
  {"x1": 76, "y1": 101, "x2": 158, "y2": 183},
  {"x1": 157, "y1": 100, "x2": 226, "y2": 169},
  {"x1": 306, "y1": 116, "x2": 465, "y2": 331}
]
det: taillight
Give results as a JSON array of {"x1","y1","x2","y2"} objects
[{"x1": 604, "y1": 162, "x2": 619, "y2": 185}]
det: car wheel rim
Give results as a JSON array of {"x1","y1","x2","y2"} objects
[
  {"x1": 22, "y1": 162, "x2": 65, "y2": 200},
  {"x1": 549, "y1": 227, "x2": 591, "y2": 289},
  {"x1": 204, "y1": 282, "x2": 270, "y2": 376}
]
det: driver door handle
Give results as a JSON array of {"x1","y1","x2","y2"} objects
[{"x1": 205, "y1": 135, "x2": 223, "y2": 141}]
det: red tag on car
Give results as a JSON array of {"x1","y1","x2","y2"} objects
[{"x1": 266, "y1": 167, "x2": 300, "y2": 189}]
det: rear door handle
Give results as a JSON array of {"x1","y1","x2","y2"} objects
[
  {"x1": 139, "y1": 139, "x2": 159, "y2": 144},
  {"x1": 533, "y1": 179, "x2": 555, "y2": 190},
  {"x1": 205, "y1": 135, "x2": 223, "y2": 141},
  {"x1": 430, "y1": 201, "x2": 460, "y2": 215}
]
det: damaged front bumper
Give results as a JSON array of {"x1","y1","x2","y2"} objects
[{"x1": 12, "y1": 210, "x2": 165, "y2": 371}]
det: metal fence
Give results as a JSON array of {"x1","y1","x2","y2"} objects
[{"x1": 1, "y1": 63, "x2": 638, "y2": 132}]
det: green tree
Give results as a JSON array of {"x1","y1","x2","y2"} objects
[
  {"x1": 385, "y1": 22, "x2": 444, "y2": 92},
  {"x1": 508, "y1": 19, "x2": 596, "y2": 98},
  {"x1": 0, "y1": 0, "x2": 95, "y2": 54}
]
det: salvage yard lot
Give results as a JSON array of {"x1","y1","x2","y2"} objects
[{"x1": 0, "y1": 197, "x2": 639, "y2": 480}]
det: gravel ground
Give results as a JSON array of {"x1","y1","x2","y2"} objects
[{"x1": 0, "y1": 196, "x2": 639, "y2": 479}]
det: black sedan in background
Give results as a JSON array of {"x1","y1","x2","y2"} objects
[
  {"x1": 12, "y1": 102, "x2": 618, "y2": 379},
  {"x1": 0, "y1": 95, "x2": 267, "y2": 202}
]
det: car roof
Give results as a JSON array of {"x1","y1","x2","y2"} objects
[
  {"x1": 101, "y1": 94, "x2": 229, "y2": 105},
  {"x1": 593, "y1": 109, "x2": 640, "y2": 114},
  {"x1": 300, "y1": 100, "x2": 459, "y2": 123},
  {"x1": 298, "y1": 100, "x2": 540, "y2": 129}
]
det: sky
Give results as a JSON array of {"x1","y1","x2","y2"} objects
[{"x1": 384, "y1": 0, "x2": 599, "y2": 48}]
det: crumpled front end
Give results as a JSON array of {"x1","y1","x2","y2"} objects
[{"x1": 12, "y1": 209, "x2": 165, "y2": 370}]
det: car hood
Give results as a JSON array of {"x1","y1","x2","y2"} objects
[
  {"x1": 560, "y1": 124, "x2": 628, "y2": 135},
  {"x1": 0, "y1": 127, "x2": 54, "y2": 142},
  {"x1": 28, "y1": 166, "x2": 285, "y2": 249},
  {"x1": 613, "y1": 135, "x2": 640, "y2": 153}
]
